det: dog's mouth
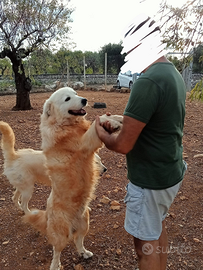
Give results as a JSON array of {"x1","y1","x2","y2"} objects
[{"x1": 68, "y1": 108, "x2": 86, "y2": 116}]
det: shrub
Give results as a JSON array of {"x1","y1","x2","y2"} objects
[
  {"x1": 189, "y1": 79, "x2": 203, "y2": 101},
  {"x1": 0, "y1": 80, "x2": 15, "y2": 91}
]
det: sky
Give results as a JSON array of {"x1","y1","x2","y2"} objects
[{"x1": 69, "y1": 0, "x2": 187, "y2": 52}]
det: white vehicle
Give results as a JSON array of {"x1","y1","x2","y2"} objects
[{"x1": 117, "y1": 70, "x2": 139, "y2": 90}]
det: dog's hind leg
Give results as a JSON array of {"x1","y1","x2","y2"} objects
[
  {"x1": 50, "y1": 247, "x2": 62, "y2": 270},
  {"x1": 73, "y1": 209, "x2": 93, "y2": 259},
  {"x1": 19, "y1": 187, "x2": 33, "y2": 213},
  {"x1": 12, "y1": 189, "x2": 21, "y2": 210}
]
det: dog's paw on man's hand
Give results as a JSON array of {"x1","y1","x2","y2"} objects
[{"x1": 99, "y1": 114, "x2": 123, "y2": 132}]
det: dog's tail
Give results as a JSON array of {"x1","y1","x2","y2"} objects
[
  {"x1": 0, "y1": 121, "x2": 17, "y2": 161},
  {"x1": 23, "y1": 209, "x2": 47, "y2": 235}
]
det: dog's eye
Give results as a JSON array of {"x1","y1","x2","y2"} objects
[{"x1": 65, "y1": 97, "x2": 71, "y2": 102}]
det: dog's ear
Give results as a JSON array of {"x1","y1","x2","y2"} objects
[{"x1": 43, "y1": 100, "x2": 53, "y2": 117}]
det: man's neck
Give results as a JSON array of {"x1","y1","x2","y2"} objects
[
  {"x1": 142, "y1": 56, "x2": 170, "y2": 73},
  {"x1": 153, "y1": 56, "x2": 170, "y2": 64}
]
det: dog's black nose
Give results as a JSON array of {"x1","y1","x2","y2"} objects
[{"x1": 82, "y1": 98, "x2": 87, "y2": 106}]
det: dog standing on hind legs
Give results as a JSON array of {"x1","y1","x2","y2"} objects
[{"x1": 23, "y1": 87, "x2": 123, "y2": 270}]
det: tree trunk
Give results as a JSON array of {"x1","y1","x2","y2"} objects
[{"x1": 12, "y1": 62, "x2": 33, "y2": 111}]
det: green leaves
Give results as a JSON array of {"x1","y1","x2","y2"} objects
[
  {"x1": 189, "y1": 79, "x2": 203, "y2": 101},
  {"x1": 0, "y1": 0, "x2": 73, "y2": 53},
  {"x1": 159, "y1": 0, "x2": 203, "y2": 55},
  {"x1": 99, "y1": 43, "x2": 125, "y2": 74}
]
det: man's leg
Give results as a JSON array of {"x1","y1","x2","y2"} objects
[{"x1": 133, "y1": 220, "x2": 168, "y2": 270}]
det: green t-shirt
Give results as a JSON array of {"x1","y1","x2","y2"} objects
[{"x1": 124, "y1": 62, "x2": 186, "y2": 189}]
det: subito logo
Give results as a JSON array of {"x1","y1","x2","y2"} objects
[{"x1": 142, "y1": 243, "x2": 154, "y2": 255}]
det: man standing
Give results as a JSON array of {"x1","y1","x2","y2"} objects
[{"x1": 95, "y1": 14, "x2": 187, "y2": 270}]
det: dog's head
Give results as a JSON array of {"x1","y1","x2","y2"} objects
[
  {"x1": 94, "y1": 153, "x2": 107, "y2": 176},
  {"x1": 42, "y1": 87, "x2": 87, "y2": 124}
]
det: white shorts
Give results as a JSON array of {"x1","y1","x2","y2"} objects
[{"x1": 124, "y1": 181, "x2": 182, "y2": 241}]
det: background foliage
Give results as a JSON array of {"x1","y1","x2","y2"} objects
[{"x1": 0, "y1": 0, "x2": 203, "y2": 106}]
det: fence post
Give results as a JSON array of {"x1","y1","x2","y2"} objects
[
  {"x1": 83, "y1": 56, "x2": 86, "y2": 89},
  {"x1": 105, "y1": 53, "x2": 107, "y2": 91},
  {"x1": 67, "y1": 60, "x2": 69, "y2": 86},
  {"x1": 182, "y1": 61, "x2": 193, "y2": 91}
]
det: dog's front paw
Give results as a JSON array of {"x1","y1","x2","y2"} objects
[
  {"x1": 110, "y1": 115, "x2": 123, "y2": 124},
  {"x1": 100, "y1": 114, "x2": 122, "y2": 130}
]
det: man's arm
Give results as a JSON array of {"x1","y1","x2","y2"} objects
[{"x1": 95, "y1": 115, "x2": 146, "y2": 154}]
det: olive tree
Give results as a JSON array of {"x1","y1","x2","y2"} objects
[{"x1": 0, "y1": 0, "x2": 73, "y2": 110}]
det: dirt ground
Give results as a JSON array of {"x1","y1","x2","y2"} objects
[{"x1": 0, "y1": 87, "x2": 203, "y2": 270}]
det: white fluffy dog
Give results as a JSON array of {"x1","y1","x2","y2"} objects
[
  {"x1": 0, "y1": 122, "x2": 51, "y2": 213},
  {"x1": 23, "y1": 87, "x2": 123, "y2": 270}
]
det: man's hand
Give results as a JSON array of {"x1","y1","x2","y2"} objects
[
  {"x1": 101, "y1": 120, "x2": 116, "y2": 134},
  {"x1": 95, "y1": 116, "x2": 110, "y2": 139},
  {"x1": 95, "y1": 114, "x2": 146, "y2": 154},
  {"x1": 95, "y1": 114, "x2": 118, "y2": 135}
]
